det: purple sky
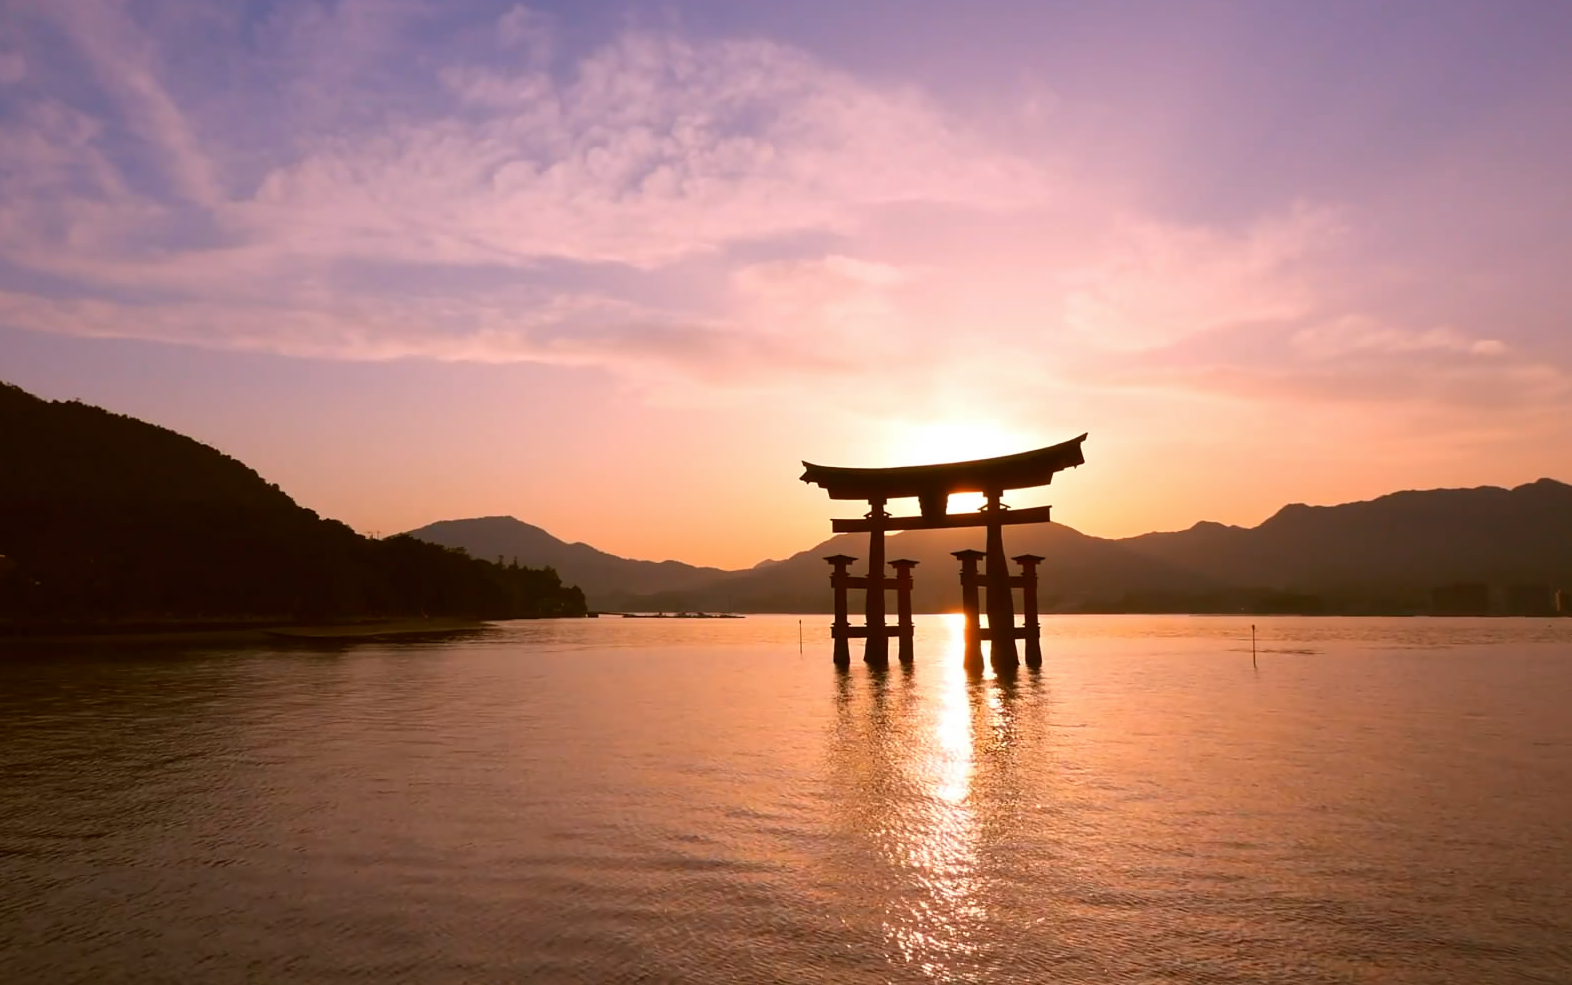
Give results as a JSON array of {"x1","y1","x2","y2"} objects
[{"x1": 2, "y1": 0, "x2": 1569, "y2": 567}]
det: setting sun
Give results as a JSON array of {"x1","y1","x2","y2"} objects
[
  {"x1": 874, "y1": 422, "x2": 1059, "y2": 513},
  {"x1": 882, "y1": 422, "x2": 1039, "y2": 469}
]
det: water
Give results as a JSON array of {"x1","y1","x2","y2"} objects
[{"x1": 3, "y1": 615, "x2": 1570, "y2": 984}]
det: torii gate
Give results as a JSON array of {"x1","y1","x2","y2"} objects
[{"x1": 800, "y1": 434, "x2": 1086, "y2": 674}]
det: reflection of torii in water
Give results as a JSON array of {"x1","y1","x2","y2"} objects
[{"x1": 800, "y1": 434, "x2": 1088, "y2": 674}]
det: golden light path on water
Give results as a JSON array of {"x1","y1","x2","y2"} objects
[{"x1": 882, "y1": 612, "x2": 992, "y2": 977}]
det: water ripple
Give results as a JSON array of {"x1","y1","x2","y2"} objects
[{"x1": 2, "y1": 615, "x2": 1570, "y2": 983}]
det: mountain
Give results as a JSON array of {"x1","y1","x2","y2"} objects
[
  {"x1": 417, "y1": 479, "x2": 1572, "y2": 615},
  {"x1": 623, "y1": 522, "x2": 1213, "y2": 614},
  {"x1": 1118, "y1": 480, "x2": 1572, "y2": 599},
  {"x1": 403, "y1": 517, "x2": 730, "y2": 609},
  {"x1": 408, "y1": 514, "x2": 1212, "y2": 613},
  {"x1": 0, "y1": 382, "x2": 587, "y2": 629}
]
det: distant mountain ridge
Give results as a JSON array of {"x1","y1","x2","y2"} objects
[
  {"x1": 404, "y1": 516, "x2": 729, "y2": 609},
  {"x1": 408, "y1": 479, "x2": 1572, "y2": 613},
  {"x1": 1120, "y1": 479, "x2": 1572, "y2": 595}
]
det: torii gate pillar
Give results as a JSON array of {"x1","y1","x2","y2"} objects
[
  {"x1": 1014, "y1": 554, "x2": 1044, "y2": 668},
  {"x1": 891, "y1": 558, "x2": 918, "y2": 665},
  {"x1": 824, "y1": 554, "x2": 855, "y2": 667},
  {"x1": 863, "y1": 498, "x2": 888, "y2": 667},
  {"x1": 983, "y1": 491, "x2": 1018, "y2": 672}
]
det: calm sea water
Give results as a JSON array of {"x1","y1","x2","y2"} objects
[{"x1": 2, "y1": 615, "x2": 1570, "y2": 984}]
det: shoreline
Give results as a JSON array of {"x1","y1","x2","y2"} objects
[
  {"x1": 4, "y1": 610, "x2": 1564, "y2": 646},
  {"x1": 0, "y1": 617, "x2": 494, "y2": 645}
]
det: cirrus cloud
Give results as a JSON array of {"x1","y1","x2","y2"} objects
[{"x1": 0, "y1": 0, "x2": 1565, "y2": 451}]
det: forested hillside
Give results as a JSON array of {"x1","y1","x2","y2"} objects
[{"x1": 0, "y1": 382, "x2": 586, "y2": 630}]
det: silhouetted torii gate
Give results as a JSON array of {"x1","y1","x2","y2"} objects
[{"x1": 800, "y1": 434, "x2": 1087, "y2": 673}]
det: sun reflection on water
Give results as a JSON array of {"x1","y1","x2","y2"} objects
[
  {"x1": 880, "y1": 612, "x2": 997, "y2": 975},
  {"x1": 825, "y1": 614, "x2": 1041, "y2": 978},
  {"x1": 933, "y1": 615, "x2": 974, "y2": 804}
]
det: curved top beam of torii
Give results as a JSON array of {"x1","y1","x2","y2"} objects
[{"x1": 799, "y1": 433, "x2": 1088, "y2": 510}]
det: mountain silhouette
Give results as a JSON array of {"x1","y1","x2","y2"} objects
[
  {"x1": 0, "y1": 382, "x2": 586, "y2": 629},
  {"x1": 402, "y1": 518, "x2": 1185, "y2": 610},
  {"x1": 404, "y1": 517, "x2": 728, "y2": 609},
  {"x1": 622, "y1": 522, "x2": 1212, "y2": 613},
  {"x1": 408, "y1": 481, "x2": 1572, "y2": 614},
  {"x1": 1119, "y1": 481, "x2": 1572, "y2": 594},
  {"x1": 16, "y1": 375, "x2": 1559, "y2": 623}
]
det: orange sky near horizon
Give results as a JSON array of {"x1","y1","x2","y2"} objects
[{"x1": 13, "y1": 343, "x2": 1548, "y2": 571}]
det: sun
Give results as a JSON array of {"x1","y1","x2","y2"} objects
[
  {"x1": 884, "y1": 421, "x2": 1032, "y2": 467},
  {"x1": 880, "y1": 420, "x2": 1039, "y2": 513}
]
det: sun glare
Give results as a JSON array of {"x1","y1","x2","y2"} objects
[
  {"x1": 885, "y1": 422, "x2": 1024, "y2": 467},
  {"x1": 882, "y1": 422, "x2": 1039, "y2": 513}
]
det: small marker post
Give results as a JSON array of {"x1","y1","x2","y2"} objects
[{"x1": 1252, "y1": 624, "x2": 1257, "y2": 668}]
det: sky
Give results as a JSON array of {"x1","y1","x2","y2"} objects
[{"x1": 2, "y1": 0, "x2": 1570, "y2": 568}]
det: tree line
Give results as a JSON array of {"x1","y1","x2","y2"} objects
[{"x1": 0, "y1": 382, "x2": 587, "y2": 629}]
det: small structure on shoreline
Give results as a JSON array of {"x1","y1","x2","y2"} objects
[{"x1": 800, "y1": 435, "x2": 1087, "y2": 673}]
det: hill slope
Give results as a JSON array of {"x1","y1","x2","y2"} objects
[
  {"x1": 404, "y1": 517, "x2": 728, "y2": 610},
  {"x1": 0, "y1": 382, "x2": 586, "y2": 628}
]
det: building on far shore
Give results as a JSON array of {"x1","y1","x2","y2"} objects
[
  {"x1": 1431, "y1": 582, "x2": 1490, "y2": 616},
  {"x1": 1559, "y1": 588, "x2": 1572, "y2": 615},
  {"x1": 1506, "y1": 584, "x2": 1557, "y2": 617}
]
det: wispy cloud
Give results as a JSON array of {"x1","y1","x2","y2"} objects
[
  {"x1": 0, "y1": 0, "x2": 1567, "y2": 447},
  {"x1": 0, "y1": 50, "x2": 24, "y2": 85},
  {"x1": 1290, "y1": 316, "x2": 1506, "y2": 360},
  {"x1": 1061, "y1": 204, "x2": 1342, "y2": 352},
  {"x1": 496, "y1": 3, "x2": 553, "y2": 63},
  {"x1": 37, "y1": 0, "x2": 224, "y2": 205}
]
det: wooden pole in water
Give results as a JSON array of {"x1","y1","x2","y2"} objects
[{"x1": 1252, "y1": 624, "x2": 1257, "y2": 668}]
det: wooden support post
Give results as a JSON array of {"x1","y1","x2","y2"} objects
[
  {"x1": 1013, "y1": 553, "x2": 1044, "y2": 668},
  {"x1": 864, "y1": 498, "x2": 889, "y2": 668},
  {"x1": 890, "y1": 559, "x2": 918, "y2": 665},
  {"x1": 983, "y1": 492, "x2": 1018, "y2": 672},
  {"x1": 824, "y1": 554, "x2": 856, "y2": 667},
  {"x1": 953, "y1": 549, "x2": 985, "y2": 674}
]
